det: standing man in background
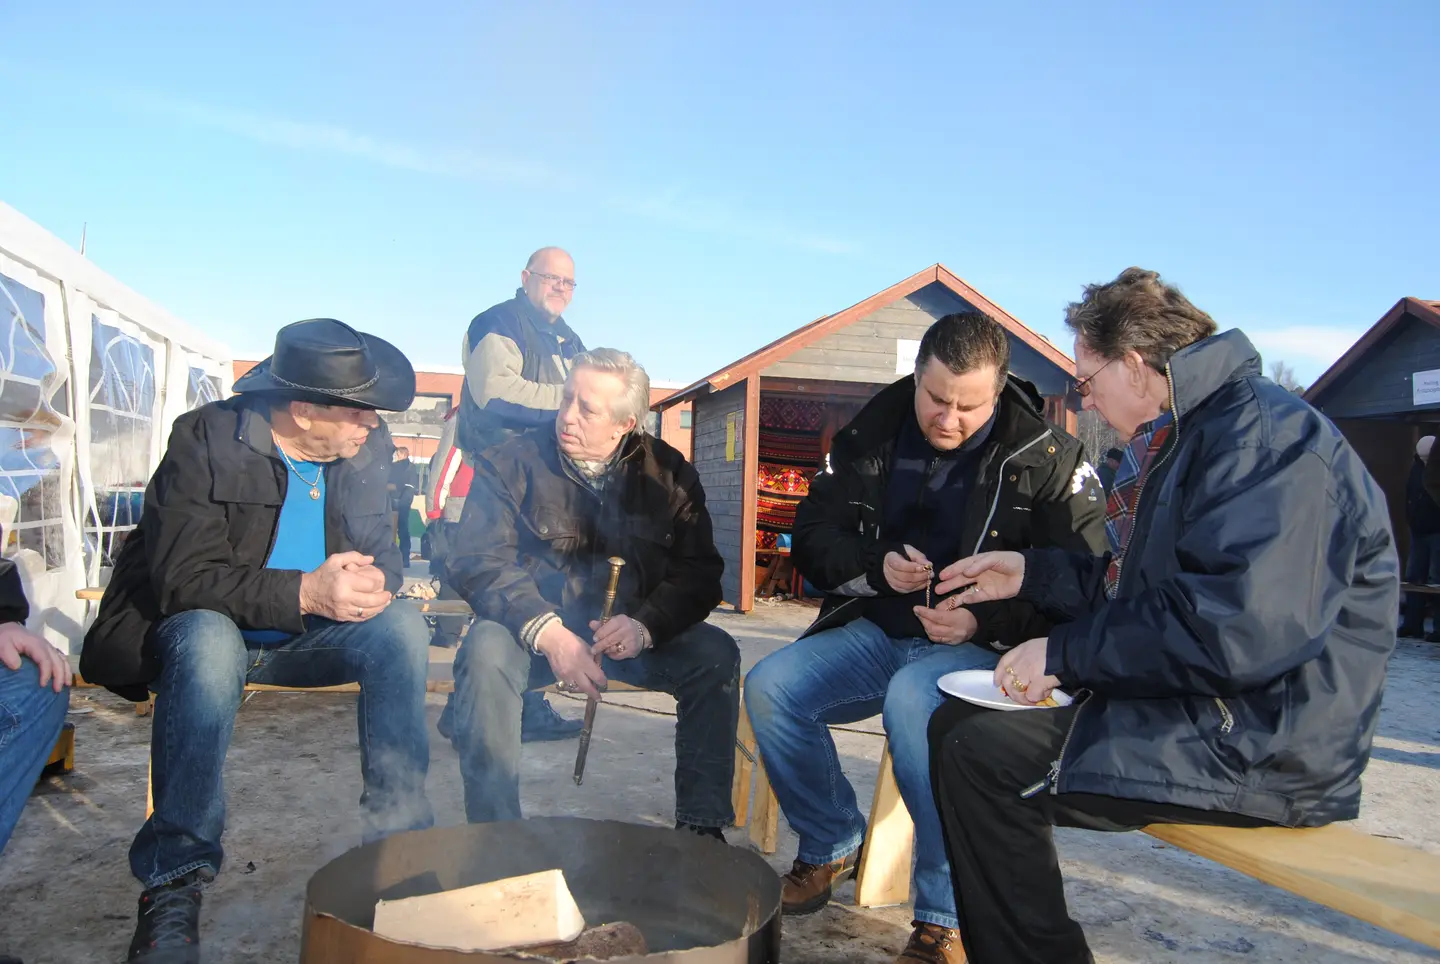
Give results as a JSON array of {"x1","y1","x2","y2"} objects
[
  {"x1": 389, "y1": 446, "x2": 419, "y2": 569},
  {"x1": 440, "y1": 246, "x2": 587, "y2": 742},
  {"x1": 1400, "y1": 435, "x2": 1440, "y2": 639}
]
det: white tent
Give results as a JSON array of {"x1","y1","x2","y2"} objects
[{"x1": 0, "y1": 202, "x2": 232, "y2": 654}]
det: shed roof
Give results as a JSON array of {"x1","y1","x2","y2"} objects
[
  {"x1": 654, "y1": 264, "x2": 1072, "y2": 409},
  {"x1": 1304, "y1": 297, "x2": 1440, "y2": 403}
]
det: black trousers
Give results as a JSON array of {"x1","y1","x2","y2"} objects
[
  {"x1": 927, "y1": 698, "x2": 1271, "y2": 964},
  {"x1": 395, "y1": 510, "x2": 412, "y2": 567}
]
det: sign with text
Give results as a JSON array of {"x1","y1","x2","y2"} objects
[
  {"x1": 896, "y1": 339, "x2": 920, "y2": 375},
  {"x1": 1415, "y1": 369, "x2": 1440, "y2": 407}
]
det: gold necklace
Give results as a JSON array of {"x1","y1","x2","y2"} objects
[{"x1": 273, "y1": 434, "x2": 323, "y2": 500}]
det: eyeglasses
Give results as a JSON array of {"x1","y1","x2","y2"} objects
[
  {"x1": 527, "y1": 270, "x2": 577, "y2": 291},
  {"x1": 1074, "y1": 359, "x2": 1116, "y2": 398}
]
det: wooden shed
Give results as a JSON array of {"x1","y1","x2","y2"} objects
[
  {"x1": 1305, "y1": 297, "x2": 1440, "y2": 558},
  {"x1": 653, "y1": 264, "x2": 1079, "y2": 612}
]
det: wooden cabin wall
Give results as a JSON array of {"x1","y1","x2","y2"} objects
[
  {"x1": 1333, "y1": 418, "x2": 1413, "y2": 559},
  {"x1": 691, "y1": 383, "x2": 748, "y2": 606},
  {"x1": 1317, "y1": 315, "x2": 1440, "y2": 419}
]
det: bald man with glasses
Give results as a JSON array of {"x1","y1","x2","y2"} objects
[{"x1": 439, "y1": 246, "x2": 588, "y2": 743}]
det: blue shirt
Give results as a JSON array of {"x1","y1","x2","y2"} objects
[{"x1": 242, "y1": 459, "x2": 327, "y2": 644}]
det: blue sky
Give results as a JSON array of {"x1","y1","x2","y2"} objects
[{"x1": 2, "y1": 1, "x2": 1436, "y2": 385}]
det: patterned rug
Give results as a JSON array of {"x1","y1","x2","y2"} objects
[
  {"x1": 758, "y1": 461, "x2": 811, "y2": 497},
  {"x1": 758, "y1": 428, "x2": 822, "y2": 468},
  {"x1": 757, "y1": 492, "x2": 802, "y2": 532},
  {"x1": 760, "y1": 395, "x2": 827, "y2": 432}
]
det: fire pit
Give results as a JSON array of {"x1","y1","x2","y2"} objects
[{"x1": 300, "y1": 817, "x2": 782, "y2": 962}]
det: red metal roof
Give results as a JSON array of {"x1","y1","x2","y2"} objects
[{"x1": 654, "y1": 264, "x2": 1073, "y2": 409}]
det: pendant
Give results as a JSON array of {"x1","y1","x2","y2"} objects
[{"x1": 309, "y1": 487, "x2": 320, "y2": 500}]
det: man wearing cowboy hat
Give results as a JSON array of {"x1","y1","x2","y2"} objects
[{"x1": 81, "y1": 319, "x2": 433, "y2": 964}]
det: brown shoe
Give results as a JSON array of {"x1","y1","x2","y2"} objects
[
  {"x1": 897, "y1": 921, "x2": 965, "y2": 963},
  {"x1": 780, "y1": 850, "x2": 859, "y2": 916}
]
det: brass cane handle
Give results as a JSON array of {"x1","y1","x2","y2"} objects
[{"x1": 599, "y1": 556, "x2": 625, "y2": 624}]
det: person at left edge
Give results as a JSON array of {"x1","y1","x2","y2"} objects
[{"x1": 80, "y1": 319, "x2": 433, "y2": 964}]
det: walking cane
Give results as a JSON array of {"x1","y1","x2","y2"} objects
[{"x1": 574, "y1": 556, "x2": 625, "y2": 785}]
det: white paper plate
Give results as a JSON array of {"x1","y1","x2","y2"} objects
[{"x1": 936, "y1": 669, "x2": 1072, "y2": 712}]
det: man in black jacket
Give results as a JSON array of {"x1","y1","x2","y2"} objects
[
  {"x1": 445, "y1": 348, "x2": 740, "y2": 840},
  {"x1": 81, "y1": 320, "x2": 433, "y2": 964},
  {"x1": 1400, "y1": 435, "x2": 1440, "y2": 639},
  {"x1": 0, "y1": 535, "x2": 69, "y2": 857},
  {"x1": 389, "y1": 446, "x2": 419, "y2": 569},
  {"x1": 743, "y1": 312, "x2": 1107, "y2": 960}
]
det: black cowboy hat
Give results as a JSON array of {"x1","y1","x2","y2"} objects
[{"x1": 233, "y1": 318, "x2": 416, "y2": 411}]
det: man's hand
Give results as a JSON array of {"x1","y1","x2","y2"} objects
[
  {"x1": 935, "y1": 550, "x2": 1026, "y2": 600},
  {"x1": 994, "y1": 637, "x2": 1062, "y2": 706},
  {"x1": 0, "y1": 622, "x2": 70, "y2": 692},
  {"x1": 884, "y1": 544, "x2": 933, "y2": 594},
  {"x1": 299, "y1": 552, "x2": 393, "y2": 622},
  {"x1": 912, "y1": 602, "x2": 978, "y2": 645},
  {"x1": 589, "y1": 615, "x2": 649, "y2": 661},
  {"x1": 538, "y1": 621, "x2": 609, "y2": 699}
]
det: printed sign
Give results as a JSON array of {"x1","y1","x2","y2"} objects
[
  {"x1": 895, "y1": 339, "x2": 920, "y2": 375},
  {"x1": 1415, "y1": 369, "x2": 1440, "y2": 407}
]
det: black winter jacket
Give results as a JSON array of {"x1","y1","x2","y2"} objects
[
  {"x1": 1406, "y1": 457, "x2": 1440, "y2": 535},
  {"x1": 1021, "y1": 330, "x2": 1397, "y2": 826},
  {"x1": 0, "y1": 531, "x2": 29, "y2": 627},
  {"x1": 793, "y1": 374, "x2": 1108, "y2": 650},
  {"x1": 446, "y1": 429, "x2": 723, "y2": 646},
  {"x1": 80, "y1": 396, "x2": 403, "y2": 700}
]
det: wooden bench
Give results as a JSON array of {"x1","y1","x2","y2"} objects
[
  {"x1": 734, "y1": 732, "x2": 1440, "y2": 949},
  {"x1": 1402, "y1": 582, "x2": 1440, "y2": 596}
]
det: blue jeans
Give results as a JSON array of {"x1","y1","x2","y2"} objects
[
  {"x1": 451, "y1": 618, "x2": 740, "y2": 827},
  {"x1": 129, "y1": 607, "x2": 433, "y2": 888},
  {"x1": 1402, "y1": 530, "x2": 1440, "y2": 632},
  {"x1": 745, "y1": 617, "x2": 999, "y2": 930},
  {"x1": 0, "y1": 657, "x2": 69, "y2": 855}
]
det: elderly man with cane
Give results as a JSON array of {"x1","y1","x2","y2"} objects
[{"x1": 445, "y1": 348, "x2": 740, "y2": 840}]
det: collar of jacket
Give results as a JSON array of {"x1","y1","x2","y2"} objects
[
  {"x1": 1166, "y1": 329, "x2": 1263, "y2": 421},
  {"x1": 832, "y1": 372, "x2": 1050, "y2": 467},
  {"x1": 231, "y1": 395, "x2": 377, "y2": 475},
  {"x1": 511, "y1": 288, "x2": 581, "y2": 346},
  {"x1": 540, "y1": 428, "x2": 646, "y2": 486}
]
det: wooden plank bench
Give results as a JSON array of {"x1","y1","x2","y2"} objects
[
  {"x1": 733, "y1": 731, "x2": 1440, "y2": 949},
  {"x1": 1402, "y1": 582, "x2": 1440, "y2": 596}
]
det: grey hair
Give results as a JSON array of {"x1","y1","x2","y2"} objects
[{"x1": 570, "y1": 348, "x2": 650, "y2": 433}]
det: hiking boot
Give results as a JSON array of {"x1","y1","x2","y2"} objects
[
  {"x1": 522, "y1": 694, "x2": 582, "y2": 743},
  {"x1": 676, "y1": 821, "x2": 726, "y2": 842},
  {"x1": 1398, "y1": 623, "x2": 1425, "y2": 638},
  {"x1": 1427, "y1": 631, "x2": 1440, "y2": 645},
  {"x1": 897, "y1": 921, "x2": 966, "y2": 963},
  {"x1": 128, "y1": 870, "x2": 207, "y2": 962},
  {"x1": 780, "y1": 850, "x2": 859, "y2": 916}
]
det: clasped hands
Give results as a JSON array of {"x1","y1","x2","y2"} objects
[
  {"x1": 300, "y1": 552, "x2": 392, "y2": 622},
  {"x1": 934, "y1": 550, "x2": 1061, "y2": 706}
]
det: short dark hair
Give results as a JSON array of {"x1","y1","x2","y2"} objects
[
  {"x1": 1065, "y1": 267, "x2": 1218, "y2": 370},
  {"x1": 915, "y1": 312, "x2": 1010, "y2": 393}
]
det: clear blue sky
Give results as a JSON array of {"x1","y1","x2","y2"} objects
[{"x1": 2, "y1": 1, "x2": 1436, "y2": 385}]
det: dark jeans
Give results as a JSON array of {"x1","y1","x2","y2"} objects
[
  {"x1": 451, "y1": 618, "x2": 740, "y2": 827},
  {"x1": 427, "y1": 522, "x2": 469, "y2": 649},
  {"x1": 395, "y1": 510, "x2": 412, "y2": 567},
  {"x1": 1402, "y1": 530, "x2": 1440, "y2": 632},
  {"x1": 130, "y1": 607, "x2": 433, "y2": 889},
  {"x1": 0, "y1": 657, "x2": 69, "y2": 855},
  {"x1": 928, "y1": 697, "x2": 1270, "y2": 964}
]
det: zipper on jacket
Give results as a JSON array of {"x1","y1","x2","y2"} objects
[
  {"x1": 1019, "y1": 691, "x2": 1088, "y2": 798},
  {"x1": 1111, "y1": 365, "x2": 1181, "y2": 594},
  {"x1": 972, "y1": 430, "x2": 1051, "y2": 555},
  {"x1": 1213, "y1": 697, "x2": 1234, "y2": 734}
]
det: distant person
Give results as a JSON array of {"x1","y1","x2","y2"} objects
[
  {"x1": 929, "y1": 268, "x2": 1396, "y2": 964},
  {"x1": 0, "y1": 536, "x2": 70, "y2": 857},
  {"x1": 1400, "y1": 435, "x2": 1440, "y2": 639},
  {"x1": 389, "y1": 446, "x2": 419, "y2": 569},
  {"x1": 81, "y1": 320, "x2": 432, "y2": 964},
  {"x1": 423, "y1": 407, "x2": 473, "y2": 651},
  {"x1": 743, "y1": 311, "x2": 1107, "y2": 961},
  {"x1": 440, "y1": 246, "x2": 589, "y2": 742}
]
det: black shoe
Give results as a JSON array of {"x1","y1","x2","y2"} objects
[
  {"x1": 1399, "y1": 623, "x2": 1425, "y2": 638},
  {"x1": 0, "y1": 955, "x2": 23, "y2": 963},
  {"x1": 676, "y1": 822, "x2": 726, "y2": 842},
  {"x1": 522, "y1": 695, "x2": 583, "y2": 743},
  {"x1": 128, "y1": 871, "x2": 206, "y2": 962},
  {"x1": 1426, "y1": 632, "x2": 1440, "y2": 644}
]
